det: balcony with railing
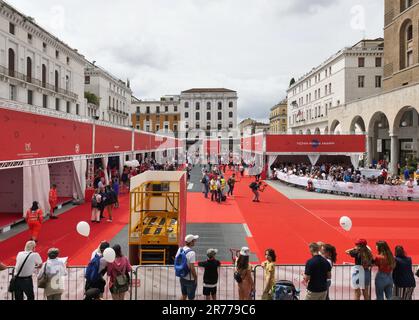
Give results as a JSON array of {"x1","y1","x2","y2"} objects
[{"x1": 0, "y1": 65, "x2": 78, "y2": 100}]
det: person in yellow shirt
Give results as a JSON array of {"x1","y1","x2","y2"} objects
[
  {"x1": 210, "y1": 178, "x2": 217, "y2": 202},
  {"x1": 262, "y1": 249, "x2": 276, "y2": 300}
]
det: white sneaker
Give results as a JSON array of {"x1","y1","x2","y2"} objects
[{"x1": 107, "y1": 219, "x2": 113, "y2": 222}]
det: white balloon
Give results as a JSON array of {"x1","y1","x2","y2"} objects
[
  {"x1": 76, "y1": 221, "x2": 90, "y2": 237},
  {"x1": 339, "y1": 216, "x2": 352, "y2": 232},
  {"x1": 103, "y1": 248, "x2": 116, "y2": 263}
]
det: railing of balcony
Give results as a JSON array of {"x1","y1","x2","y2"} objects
[{"x1": 0, "y1": 65, "x2": 78, "y2": 100}]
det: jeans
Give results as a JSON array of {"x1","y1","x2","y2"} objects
[
  {"x1": 228, "y1": 185, "x2": 234, "y2": 196},
  {"x1": 204, "y1": 185, "x2": 209, "y2": 198},
  {"x1": 375, "y1": 272, "x2": 393, "y2": 300}
]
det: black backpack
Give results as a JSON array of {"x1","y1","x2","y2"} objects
[{"x1": 249, "y1": 182, "x2": 257, "y2": 190}]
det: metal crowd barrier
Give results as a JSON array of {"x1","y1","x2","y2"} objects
[{"x1": 1, "y1": 264, "x2": 418, "y2": 300}]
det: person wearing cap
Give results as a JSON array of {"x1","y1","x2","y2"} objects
[
  {"x1": 38, "y1": 248, "x2": 67, "y2": 300},
  {"x1": 236, "y1": 247, "x2": 255, "y2": 300},
  {"x1": 175, "y1": 234, "x2": 199, "y2": 300},
  {"x1": 345, "y1": 239, "x2": 373, "y2": 300},
  {"x1": 198, "y1": 249, "x2": 221, "y2": 300}
]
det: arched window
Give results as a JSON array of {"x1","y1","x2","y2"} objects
[
  {"x1": 207, "y1": 122, "x2": 211, "y2": 130},
  {"x1": 65, "y1": 75, "x2": 69, "y2": 90},
  {"x1": 196, "y1": 112, "x2": 200, "y2": 121},
  {"x1": 8, "y1": 48, "x2": 15, "y2": 77},
  {"x1": 42, "y1": 64, "x2": 47, "y2": 87},
  {"x1": 185, "y1": 102, "x2": 189, "y2": 108},
  {"x1": 218, "y1": 102, "x2": 222, "y2": 110},
  {"x1": 207, "y1": 112, "x2": 211, "y2": 120},
  {"x1": 196, "y1": 102, "x2": 200, "y2": 110},
  {"x1": 400, "y1": 19, "x2": 413, "y2": 69},
  {"x1": 26, "y1": 57, "x2": 32, "y2": 82},
  {"x1": 207, "y1": 102, "x2": 211, "y2": 110},
  {"x1": 55, "y1": 70, "x2": 59, "y2": 92},
  {"x1": 229, "y1": 102, "x2": 233, "y2": 108}
]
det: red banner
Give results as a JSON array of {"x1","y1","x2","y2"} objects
[
  {"x1": 266, "y1": 135, "x2": 366, "y2": 153},
  {"x1": 94, "y1": 125, "x2": 132, "y2": 153},
  {"x1": 0, "y1": 108, "x2": 92, "y2": 161},
  {"x1": 241, "y1": 134, "x2": 264, "y2": 153}
]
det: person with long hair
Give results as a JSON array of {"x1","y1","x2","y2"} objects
[
  {"x1": 393, "y1": 246, "x2": 416, "y2": 300},
  {"x1": 236, "y1": 247, "x2": 254, "y2": 300},
  {"x1": 261, "y1": 249, "x2": 276, "y2": 300},
  {"x1": 107, "y1": 244, "x2": 132, "y2": 300},
  {"x1": 374, "y1": 240, "x2": 396, "y2": 300},
  {"x1": 323, "y1": 244, "x2": 337, "y2": 300},
  {"x1": 346, "y1": 239, "x2": 373, "y2": 300},
  {"x1": 24, "y1": 201, "x2": 43, "y2": 242}
]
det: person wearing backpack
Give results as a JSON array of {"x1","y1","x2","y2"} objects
[
  {"x1": 201, "y1": 172, "x2": 209, "y2": 199},
  {"x1": 85, "y1": 241, "x2": 109, "y2": 297},
  {"x1": 107, "y1": 245, "x2": 132, "y2": 300},
  {"x1": 91, "y1": 189, "x2": 102, "y2": 223},
  {"x1": 175, "y1": 234, "x2": 199, "y2": 300},
  {"x1": 227, "y1": 174, "x2": 236, "y2": 196},
  {"x1": 249, "y1": 181, "x2": 261, "y2": 202}
]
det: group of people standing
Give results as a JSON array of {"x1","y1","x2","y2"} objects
[
  {"x1": 91, "y1": 177, "x2": 119, "y2": 223},
  {"x1": 201, "y1": 165, "x2": 237, "y2": 204}
]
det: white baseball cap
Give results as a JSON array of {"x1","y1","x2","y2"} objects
[
  {"x1": 240, "y1": 247, "x2": 250, "y2": 256},
  {"x1": 185, "y1": 234, "x2": 199, "y2": 243},
  {"x1": 207, "y1": 248, "x2": 218, "y2": 256}
]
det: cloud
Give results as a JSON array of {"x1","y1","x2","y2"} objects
[{"x1": 284, "y1": 0, "x2": 340, "y2": 14}]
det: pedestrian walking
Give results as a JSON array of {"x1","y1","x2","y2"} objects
[
  {"x1": 227, "y1": 174, "x2": 236, "y2": 196},
  {"x1": 24, "y1": 201, "x2": 43, "y2": 242},
  {"x1": 91, "y1": 189, "x2": 102, "y2": 223},
  {"x1": 48, "y1": 184, "x2": 58, "y2": 219}
]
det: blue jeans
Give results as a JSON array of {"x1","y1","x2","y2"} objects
[
  {"x1": 375, "y1": 272, "x2": 393, "y2": 300},
  {"x1": 180, "y1": 278, "x2": 197, "y2": 300}
]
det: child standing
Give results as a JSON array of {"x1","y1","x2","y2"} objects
[{"x1": 198, "y1": 249, "x2": 221, "y2": 300}]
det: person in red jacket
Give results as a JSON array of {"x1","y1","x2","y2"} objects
[
  {"x1": 25, "y1": 201, "x2": 43, "y2": 242},
  {"x1": 48, "y1": 184, "x2": 58, "y2": 219}
]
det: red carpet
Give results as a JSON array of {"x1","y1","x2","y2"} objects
[
  {"x1": 186, "y1": 193, "x2": 245, "y2": 224},
  {"x1": 233, "y1": 177, "x2": 355, "y2": 264},
  {"x1": 0, "y1": 195, "x2": 130, "y2": 266},
  {"x1": 0, "y1": 212, "x2": 23, "y2": 228},
  {"x1": 294, "y1": 199, "x2": 419, "y2": 263}
]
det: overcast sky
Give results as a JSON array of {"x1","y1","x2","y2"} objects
[{"x1": 9, "y1": 0, "x2": 383, "y2": 122}]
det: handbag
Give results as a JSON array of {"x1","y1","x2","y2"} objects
[
  {"x1": 8, "y1": 252, "x2": 32, "y2": 293},
  {"x1": 234, "y1": 271, "x2": 242, "y2": 284},
  {"x1": 37, "y1": 263, "x2": 48, "y2": 289}
]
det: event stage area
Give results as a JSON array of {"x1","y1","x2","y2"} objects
[{"x1": 1, "y1": 168, "x2": 419, "y2": 266}]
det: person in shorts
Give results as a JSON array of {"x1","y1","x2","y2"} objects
[
  {"x1": 175, "y1": 234, "x2": 199, "y2": 300},
  {"x1": 198, "y1": 249, "x2": 221, "y2": 300}
]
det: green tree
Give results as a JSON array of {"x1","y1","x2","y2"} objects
[
  {"x1": 85, "y1": 91, "x2": 100, "y2": 106},
  {"x1": 289, "y1": 78, "x2": 296, "y2": 87}
]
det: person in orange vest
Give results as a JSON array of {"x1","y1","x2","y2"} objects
[
  {"x1": 25, "y1": 201, "x2": 43, "y2": 243},
  {"x1": 48, "y1": 184, "x2": 58, "y2": 219}
]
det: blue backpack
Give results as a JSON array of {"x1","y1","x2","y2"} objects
[
  {"x1": 174, "y1": 248, "x2": 192, "y2": 278},
  {"x1": 85, "y1": 254, "x2": 102, "y2": 283}
]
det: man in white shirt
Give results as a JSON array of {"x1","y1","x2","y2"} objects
[
  {"x1": 176, "y1": 234, "x2": 199, "y2": 300},
  {"x1": 13, "y1": 241, "x2": 42, "y2": 300}
]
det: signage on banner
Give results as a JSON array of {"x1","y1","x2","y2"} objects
[{"x1": 276, "y1": 172, "x2": 419, "y2": 199}]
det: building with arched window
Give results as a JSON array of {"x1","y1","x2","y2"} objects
[
  {"x1": 0, "y1": 1, "x2": 86, "y2": 115},
  {"x1": 327, "y1": 0, "x2": 419, "y2": 174}
]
